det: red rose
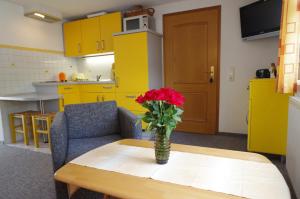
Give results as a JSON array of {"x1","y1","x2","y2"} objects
[
  {"x1": 135, "y1": 88, "x2": 185, "y2": 106},
  {"x1": 135, "y1": 95, "x2": 145, "y2": 104}
]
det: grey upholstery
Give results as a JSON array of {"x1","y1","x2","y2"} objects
[
  {"x1": 50, "y1": 101, "x2": 142, "y2": 199},
  {"x1": 66, "y1": 135, "x2": 121, "y2": 162},
  {"x1": 64, "y1": 102, "x2": 120, "y2": 139}
]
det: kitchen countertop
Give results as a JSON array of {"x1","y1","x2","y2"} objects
[
  {"x1": 33, "y1": 80, "x2": 115, "y2": 86},
  {"x1": 0, "y1": 92, "x2": 59, "y2": 101}
]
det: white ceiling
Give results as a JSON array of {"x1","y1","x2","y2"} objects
[{"x1": 5, "y1": 0, "x2": 182, "y2": 19}]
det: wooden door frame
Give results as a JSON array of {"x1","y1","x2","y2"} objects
[{"x1": 163, "y1": 5, "x2": 221, "y2": 133}]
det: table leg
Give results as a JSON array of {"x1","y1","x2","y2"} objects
[
  {"x1": 103, "y1": 195, "x2": 109, "y2": 199},
  {"x1": 67, "y1": 184, "x2": 79, "y2": 199}
]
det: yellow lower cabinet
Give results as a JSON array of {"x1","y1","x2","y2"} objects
[
  {"x1": 102, "y1": 93, "x2": 116, "y2": 102},
  {"x1": 81, "y1": 92, "x2": 116, "y2": 104},
  {"x1": 248, "y1": 79, "x2": 291, "y2": 155},
  {"x1": 59, "y1": 93, "x2": 81, "y2": 112},
  {"x1": 81, "y1": 93, "x2": 100, "y2": 103},
  {"x1": 58, "y1": 85, "x2": 80, "y2": 94},
  {"x1": 132, "y1": 111, "x2": 147, "y2": 130},
  {"x1": 80, "y1": 84, "x2": 115, "y2": 93},
  {"x1": 116, "y1": 93, "x2": 146, "y2": 112}
]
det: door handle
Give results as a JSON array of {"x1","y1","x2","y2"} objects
[
  {"x1": 96, "y1": 41, "x2": 101, "y2": 51},
  {"x1": 126, "y1": 96, "x2": 136, "y2": 99},
  {"x1": 77, "y1": 43, "x2": 81, "y2": 53},
  {"x1": 102, "y1": 96, "x2": 105, "y2": 102},
  {"x1": 103, "y1": 86, "x2": 113, "y2": 89},
  {"x1": 115, "y1": 76, "x2": 119, "y2": 88},
  {"x1": 101, "y1": 40, "x2": 105, "y2": 50},
  {"x1": 209, "y1": 66, "x2": 215, "y2": 83}
]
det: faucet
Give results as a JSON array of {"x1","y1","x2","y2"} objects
[{"x1": 96, "y1": 75, "x2": 101, "y2": 82}]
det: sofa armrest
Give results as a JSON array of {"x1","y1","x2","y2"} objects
[
  {"x1": 50, "y1": 112, "x2": 69, "y2": 171},
  {"x1": 118, "y1": 107, "x2": 142, "y2": 139}
]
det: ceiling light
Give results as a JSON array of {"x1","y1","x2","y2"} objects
[
  {"x1": 23, "y1": 4, "x2": 62, "y2": 23},
  {"x1": 34, "y1": 12, "x2": 45, "y2": 18}
]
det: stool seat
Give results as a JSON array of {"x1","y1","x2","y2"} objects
[{"x1": 32, "y1": 112, "x2": 56, "y2": 149}]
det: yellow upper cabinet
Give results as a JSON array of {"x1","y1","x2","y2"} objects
[
  {"x1": 81, "y1": 17, "x2": 101, "y2": 55},
  {"x1": 114, "y1": 32, "x2": 149, "y2": 93},
  {"x1": 63, "y1": 12, "x2": 121, "y2": 57},
  {"x1": 63, "y1": 20, "x2": 82, "y2": 57},
  {"x1": 100, "y1": 12, "x2": 122, "y2": 53}
]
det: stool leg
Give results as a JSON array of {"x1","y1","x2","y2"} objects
[
  {"x1": 46, "y1": 117, "x2": 51, "y2": 149},
  {"x1": 32, "y1": 117, "x2": 39, "y2": 148},
  {"x1": 22, "y1": 115, "x2": 29, "y2": 145},
  {"x1": 9, "y1": 114, "x2": 16, "y2": 144}
]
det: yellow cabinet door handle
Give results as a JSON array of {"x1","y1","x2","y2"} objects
[
  {"x1": 96, "y1": 41, "x2": 101, "y2": 51},
  {"x1": 102, "y1": 96, "x2": 105, "y2": 102},
  {"x1": 101, "y1": 40, "x2": 105, "y2": 50},
  {"x1": 103, "y1": 86, "x2": 113, "y2": 89},
  {"x1": 126, "y1": 96, "x2": 136, "y2": 99},
  {"x1": 77, "y1": 43, "x2": 81, "y2": 53},
  {"x1": 115, "y1": 76, "x2": 119, "y2": 88}
]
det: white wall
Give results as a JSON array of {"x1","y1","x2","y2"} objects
[
  {"x1": 0, "y1": 0, "x2": 64, "y2": 51},
  {"x1": 287, "y1": 97, "x2": 300, "y2": 198},
  {"x1": 152, "y1": 0, "x2": 279, "y2": 134}
]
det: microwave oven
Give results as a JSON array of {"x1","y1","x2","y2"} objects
[{"x1": 123, "y1": 15, "x2": 153, "y2": 32}]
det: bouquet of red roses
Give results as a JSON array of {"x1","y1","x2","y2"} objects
[{"x1": 136, "y1": 88, "x2": 185, "y2": 138}]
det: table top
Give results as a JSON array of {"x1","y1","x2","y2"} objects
[
  {"x1": 54, "y1": 139, "x2": 288, "y2": 199},
  {"x1": 0, "y1": 92, "x2": 59, "y2": 101}
]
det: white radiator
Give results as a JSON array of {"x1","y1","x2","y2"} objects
[{"x1": 287, "y1": 97, "x2": 300, "y2": 198}]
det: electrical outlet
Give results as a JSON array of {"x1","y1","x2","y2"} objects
[{"x1": 228, "y1": 67, "x2": 235, "y2": 81}]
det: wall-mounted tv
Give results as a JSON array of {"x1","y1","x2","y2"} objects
[{"x1": 240, "y1": 0, "x2": 282, "y2": 40}]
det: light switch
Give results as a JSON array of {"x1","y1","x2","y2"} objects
[{"x1": 228, "y1": 67, "x2": 235, "y2": 81}]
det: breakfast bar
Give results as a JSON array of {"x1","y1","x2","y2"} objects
[{"x1": 0, "y1": 92, "x2": 59, "y2": 143}]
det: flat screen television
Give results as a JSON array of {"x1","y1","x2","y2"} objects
[{"x1": 240, "y1": 0, "x2": 282, "y2": 40}]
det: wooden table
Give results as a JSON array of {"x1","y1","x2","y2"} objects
[{"x1": 54, "y1": 139, "x2": 284, "y2": 199}]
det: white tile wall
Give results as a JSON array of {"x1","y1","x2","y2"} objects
[{"x1": 0, "y1": 47, "x2": 77, "y2": 95}]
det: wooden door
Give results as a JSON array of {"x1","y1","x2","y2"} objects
[
  {"x1": 164, "y1": 6, "x2": 220, "y2": 134},
  {"x1": 81, "y1": 17, "x2": 101, "y2": 55},
  {"x1": 63, "y1": 20, "x2": 82, "y2": 57},
  {"x1": 100, "y1": 12, "x2": 122, "y2": 53}
]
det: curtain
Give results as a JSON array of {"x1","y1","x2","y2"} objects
[{"x1": 277, "y1": 0, "x2": 300, "y2": 93}]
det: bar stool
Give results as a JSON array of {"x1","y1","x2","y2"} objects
[
  {"x1": 32, "y1": 113, "x2": 56, "y2": 149},
  {"x1": 9, "y1": 111, "x2": 39, "y2": 145}
]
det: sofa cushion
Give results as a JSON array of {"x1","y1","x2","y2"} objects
[
  {"x1": 64, "y1": 101, "x2": 120, "y2": 139},
  {"x1": 66, "y1": 134, "x2": 121, "y2": 162}
]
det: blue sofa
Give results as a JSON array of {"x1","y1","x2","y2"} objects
[{"x1": 50, "y1": 101, "x2": 142, "y2": 199}]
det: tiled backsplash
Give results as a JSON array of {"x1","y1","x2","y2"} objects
[
  {"x1": 77, "y1": 55, "x2": 115, "y2": 81},
  {"x1": 0, "y1": 47, "x2": 77, "y2": 95}
]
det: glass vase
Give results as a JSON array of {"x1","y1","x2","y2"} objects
[{"x1": 155, "y1": 129, "x2": 171, "y2": 164}]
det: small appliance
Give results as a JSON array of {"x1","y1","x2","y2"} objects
[
  {"x1": 123, "y1": 15, "x2": 153, "y2": 32},
  {"x1": 256, "y1": 69, "x2": 271, "y2": 78}
]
